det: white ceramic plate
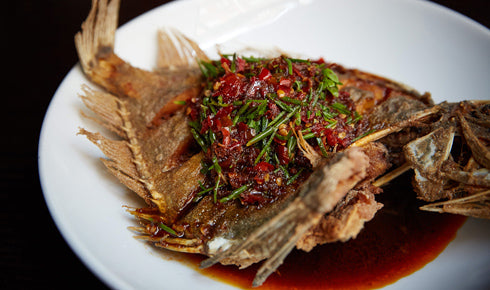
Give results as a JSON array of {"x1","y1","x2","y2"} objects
[{"x1": 39, "y1": 0, "x2": 490, "y2": 289}]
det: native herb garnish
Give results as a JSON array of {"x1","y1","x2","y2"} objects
[{"x1": 189, "y1": 55, "x2": 367, "y2": 206}]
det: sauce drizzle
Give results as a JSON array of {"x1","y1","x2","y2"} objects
[{"x1": 181, "y1": 174, "x2": 466, "y2": 289}]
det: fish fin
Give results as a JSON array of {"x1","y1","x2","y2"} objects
[
  {"x1": 420, "y1": 189, "x2": 490, "y2": 219},
  {"x1": 78, "y1": 128, "x2": 151, "y2": 202},
  {"x1": 459, "y1": 113, "x2": 490, "y2": 169},
  {"x1": 157, "y1": 28, "x2": 209, "y2": 70},
  {"x1": 75, "y1": 0, "x2": 120, "y2": 76},
  {"x1": 201, "y1": 148, "x2": 369, "y2": 287},
  {"x1": 102, "y1": 159, "x2": 148, "y2": 198},
  {"x1": 292, "y1": 127, "x2": 322, "y2": 168},
  {"x1": 79, "y1": 85, "x2": 126, "y2": 137}
]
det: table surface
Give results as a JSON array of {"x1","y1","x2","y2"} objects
[{"x1": 3, "y1": 0, "x2": 488, "y2": 289}]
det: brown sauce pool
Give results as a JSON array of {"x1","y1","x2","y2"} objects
[{"x1": 177, "y1": 174, "x2": 466, "y2": 289}]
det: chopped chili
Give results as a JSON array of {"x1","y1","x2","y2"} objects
[{"x1": 189, "y1": 55, "x2": 368, "y2": 206}]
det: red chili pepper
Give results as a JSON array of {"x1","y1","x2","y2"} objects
[
  {"x1": 266, "y1": 102, "x2": 280, "y2": 120},
  {"x1": 312, "y1": 57, "x2": 326, "y2": 64},
  {"x1": 310, "y1": 123, "x2": 325, "y2": 135},
  {"x1": 240, "y1": 191, "x2": 266, "y2": 204},
  {"x1": 276, "y1": 144, "x2": 290, "y2": 165},
  {"x1": 215, "y1": 118, "x2": 222, "y2": 131},
  {"x1": 221, "y1": 127, "x2": 231, "y2": 146},
  {"x1": 279, "y1": 78, "x2": 291, "y2": 87},
  {"x1": 254, "y1": 161, "x2": 275, "y2": 172},
  {"x1": 276, "y1": 85, "x2": 290, "y2": 97},
  {"x1": 235, "y1": 57, "x2": 246, "y2": 72},
  {"x1": 200, "y1": 115, "x2": 213, "y2": 134},
  {"x1": 293, "y1": 66, "x2": 304, "y2": 78},
  {"x1": 213, "y1": 73, "x2": 245, "y2": 102},
  {"x1": 215, "y1": 106, "x2": 234, "y2": 119},
  {"x1": 220, "y1": 57, "x2": 231, "y2": 66},
  {"x1": 258, "y1": 68, "x2": 272, "y2": 81},
  {"x1": 189, "y1": 107, "x2": 199, "y2": 121},
  {"x1": 325, "y1": 128, "x2": 341, "y2": 146}
]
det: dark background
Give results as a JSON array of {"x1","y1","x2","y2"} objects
[{"x1": 3, "y1": 0, "x2": 488, "y2": 289}]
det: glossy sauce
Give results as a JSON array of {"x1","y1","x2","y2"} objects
[{"x1": 179, "y1": 174, "x2": 466, "y2": 289}]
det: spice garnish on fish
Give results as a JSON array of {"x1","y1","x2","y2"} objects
[{"x1": 188, "y1": 55, "x2": 369, "y2": 206}]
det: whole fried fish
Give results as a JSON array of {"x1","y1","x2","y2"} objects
[{"x1": 76, "y1": 0, "x2": 489, "y2": 287}]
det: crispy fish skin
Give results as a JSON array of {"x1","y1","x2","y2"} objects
[
  {"x1": 297, "y1": 142, "x2": 389, "y2": 251},
  {"x1": 76, "y1": 0, "x2": 206, "y2": 224}
]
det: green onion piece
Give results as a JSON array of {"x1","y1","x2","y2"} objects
[
  {"x1": 278, "y1": 164, "x2": 290, "y2": 179},
  {"x1": 261, "y1": 117, "x2": 269, "y2": 146},
  {"x1": 327, "y1": 85, "x2": 339, "y2": 98},
  {"x1": 307, "y1": 87, "x2": 313, "y2": 103},
  {"x1": 295, "y1": 110, "x2": 301, "y2": 126},
  {"x1": 316, "y1": 137, "x2": 329, "y2": 157},
  {"x1": 242, "y1": 55, "x2": 264, "y2": 62},
  {"x1": 311, "y1": 83, "x2": 323, "y2": 108},
  {"x1": 173, "y1": 100, "x2": 187, "y2": 105},
  {"x1": 213, "y1": 178, "x2": 220, "y2": 203},
  {"x1": 251, "y1": 103, "x2": 268, "y2": 120},
  {"x1": 293, "y1": 80, "x2": 302, "y2": 90},
  {"x1": 303, "y1": 132, "x2": 316, "y2": 139},
  {"x1": 231, "y1": 53, "x2": 237, "y2": 73},
  {"x1": 321, "y1": 106, "x2": 337, "y2": 119},
  {"x1": 247, "y1": 107, "x2": 299, "y2": 146},
  {"x1": 199, "y1": 60, "x2": 218, "y2": 78},
  {"x1": 196, "y1": 186, "x2": 213, "y2": 197},
  {"x1": 323, "y1": 68, "x2": 340, "y2": 84},
  {"x1": 321, "y1": 68, "x2": 342, "y2": 97},
  {"x1": 331, "y1": 102, "x2": 351, "y2": 115},
  {"x1": 282, "y1": 96, "x2": 303, "y2": 106},
  {"x1": 289, "y1": 58, "x2": 310, "y2": 63},
  {"x1": 325, "y1": 119, "x2": 338, "y2": 129},
  {"x1": 287, "y1": 168, "x2": 304, "y2": 185},
  {"x1": 247, "y1": 125, "x2": 275, "y2": 147},
  {"x1": 287, "y1": 133, "x2": 297, "y2": 159},
  {"x1": 188, "y1": 120, "x2": 200, "y2": 132},
  {"x1": 157, "y1": 222, "x2": 177, "y2": 236},
  {"x1": 233, "y1": 101, "x2": 251, "y2": 125},
  {"x1": 267, "y1": 111, "x2": 286, "y2": 128},
  {"x1": 261, "y1": 116, "x2": 269, "y2": 131},
  {"x1": 254, "y1": 127, "x2": 278, "y2": 164},
  {"x1": 301, "y1": 127, "x2": 312, "y2": 133},
  {"x1": 209, "y1": 103, "x2": 217, "y2": 115},
  {"x1": 347, "y1": 111, "x2": 362, "y2": 124},
  {"x1": 274, "y1": 132, "x2": 288, "y2": 141},
  {"x1": 198, "y1": 180, "x2": 206, "y2": 190},
  {"x1": 276, "y1": 106, "x2": 300, "y2": 127},
  {"x1": 200, "y1": 160, "x2": 211, "y2": 175},
  {"x1": 208, "y1": 130, "x2": 216, "y2": 144},
  {"x1": 219, "y1": 184, "x2": 250, "y2": 203},
  {"x1": 285, "y1": 58, "x2": 293, "y2": 75},
  {"x1": 273, "y1": 98, "x2": 293, "y2": 112},
  {"x1": 212, "y1": 156, "x2": 222, "y2": 203},
  {"x1": 191, "y1": 128, "x2": 207, "y2": 151},
  {"x1": 212, "y1": 156, "x2": 222, "y2": 174},
  {"x1": 247, "y1": 119, "x2": 257, "y2": 130},
  {"x1": 352, "y1": 129, "x2": 376, "y2": 142},
  {"x1": 198, "y1": 61, "x2": 209, "y2": 78}
]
